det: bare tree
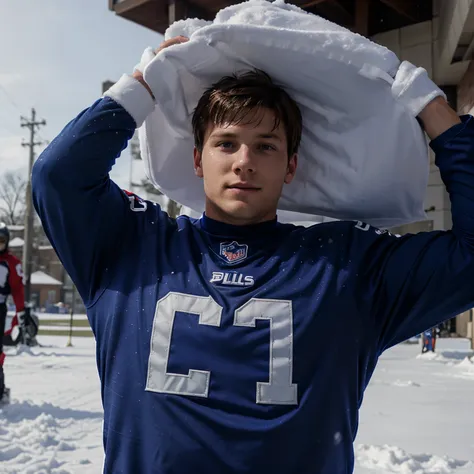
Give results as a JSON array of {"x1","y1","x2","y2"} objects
[
  {"x1": 166, "y1": 198, "x2": 182, "y2": 219},
  {"x1": 0, "y1": 171, "x2": 26, "y2": 225}
]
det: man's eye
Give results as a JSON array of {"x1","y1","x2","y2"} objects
[
  {"x1": 218, "y1": 142, "x2": 234, "y2": 149},
  {"x1": 259, "y1": 144, "x2": 276, "y2": 151}
]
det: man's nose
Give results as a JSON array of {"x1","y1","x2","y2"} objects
[{"x1": 232, "y1": 146, "x2": 256, "y2": 174}]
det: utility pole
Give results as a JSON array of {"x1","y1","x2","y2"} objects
[
  {"x1": 470, "y1": 309, "x2": 474, "y2": 351},
  {"x1": 66, "y1": 284, "x2": 77, "y2": 348},
  {"x1": 21, "y1": 108, "x2": 46, "y2": 308}
]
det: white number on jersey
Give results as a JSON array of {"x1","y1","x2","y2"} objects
[{"x1": 145, "y1": 292, "x2": 298, "y2": 405}]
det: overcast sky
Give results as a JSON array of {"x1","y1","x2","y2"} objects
[{"x1": 0, "y1": 0, "x2": 163, "y2": 188}]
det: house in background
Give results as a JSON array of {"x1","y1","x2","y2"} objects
[
  {"x1": 30, "y1": 271, "x2": 63, "y2": 308},
  {"x1": 7, "y1": 224, "x2": 86, "y2": 313}
]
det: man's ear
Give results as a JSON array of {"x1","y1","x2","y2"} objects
[
  {"x1": 193, "y1": 147, "x2": 204, "y2": 178},
  {"x1": 284, "y1": 153, "x2": 298, "y2": 184}
]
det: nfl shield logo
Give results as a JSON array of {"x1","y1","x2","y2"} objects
[{"x1": 219, "y1": 241, "x2": 248, "y2": 265}]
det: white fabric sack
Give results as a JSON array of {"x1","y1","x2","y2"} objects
[{"x1": 137, "y1": 0, "x2": 445, "y2": 228}]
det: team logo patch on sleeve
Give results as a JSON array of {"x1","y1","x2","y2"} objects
[
  {"x1": 123, "y1": 190, "x2": 147, "y2": 212},
  {"x1": 219, "y1": 241, "x2": 248, "y2": 265}
]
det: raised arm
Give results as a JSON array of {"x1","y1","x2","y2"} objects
[
  {"x1": 417, "y1": 96, "x2": 462, "y2": 139},
  {"x1": 31, "y1": 37, "x2": 197, "y2": 307},
  {"x1": 356, "y1": 98, "x2": 474, "y2": 351},
  {"x1": 32, "y1": 74, "x2": 155, "y2": 307}
]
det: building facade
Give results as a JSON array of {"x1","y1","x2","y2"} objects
[{"x1": 7, "y1": 225, "x2": 86, "y2": 313}]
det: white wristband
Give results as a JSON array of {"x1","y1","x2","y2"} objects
[{"x1": 103, "y1": 74, "x2": 155, "y2": 128}]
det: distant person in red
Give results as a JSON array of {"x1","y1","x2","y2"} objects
[{"x1": 0, "y1": 222, "x2": 26, "y2": 404}]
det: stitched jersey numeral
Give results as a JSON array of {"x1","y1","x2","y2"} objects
[{"x1": 145, "y1": 292, "x2": 297, "y2": 405}]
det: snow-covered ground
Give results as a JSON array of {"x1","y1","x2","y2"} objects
[
  {"x1": 356, "y1": 339, "x2": 474, "y2": 474},
  {"x1": 1, "y1": 336, "x2": 473, "y2": 473}
]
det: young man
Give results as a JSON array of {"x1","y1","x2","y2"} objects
[
  {"x1": 32, "y1": 37, "x2": 473, "y2": 473},
  {"x1": 0, "y1": 222, "x2": 26, "y2": 404}
]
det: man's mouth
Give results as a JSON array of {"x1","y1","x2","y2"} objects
[{"x1": 227, "y1": 183, "x2": 261, "y2": 191}]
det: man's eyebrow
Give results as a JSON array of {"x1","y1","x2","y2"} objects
[{"x1": 210, "y1": 132, "x2": 282, "y2": 141}]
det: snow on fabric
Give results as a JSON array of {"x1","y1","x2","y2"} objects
[
  {"x1": 136, "y1": 0, "x2": 445, "y2": 228},
  {"x1": 1, "y1": 337, "x2": 473, "y2": 473}
]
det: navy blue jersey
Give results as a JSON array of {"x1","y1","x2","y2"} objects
[{"x1": 32, "y1": 94, "x2": 474, "y2": 474}]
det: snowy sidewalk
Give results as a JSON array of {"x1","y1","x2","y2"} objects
[{"x1": 0, "y1": 336, "x2": 473, "y2": 473}]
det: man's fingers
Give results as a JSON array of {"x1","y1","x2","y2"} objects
[{"x1": 156, "y1": 36, "x2": 189, "y2": 54}]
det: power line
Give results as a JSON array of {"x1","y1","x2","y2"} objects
[
  {"x1": 36, "y1": 132, "x2": 50, "y2": 147},
  {"x1": 0, "y1": 120, "x2": 19, "y2": 137},
  {"x1": 0, "y1": 83, "x2": 27, "y2": 139},
  {"x1": 0, "y1": 83, "x2": 22, "y2": 114}
]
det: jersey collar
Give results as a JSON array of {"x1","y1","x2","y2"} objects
[{"x1": 198, "y1": 213, "x2": 278, "y2": 239}]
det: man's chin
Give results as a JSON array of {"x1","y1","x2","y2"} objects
[
  {"x1": 219, "y1": 201, "x2": 271, "y2": 223},
  {"x1": 224, "y1": 201, "x2": 256, "y2": 216},
  {"x1": 206, "y1": 196, "x2": 274, "y2": 224}
]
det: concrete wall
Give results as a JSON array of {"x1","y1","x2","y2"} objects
[
  {"x1": 435, "y1": 0, "x2": 473, "y2": 84},
  {"x1": 371, "y1": 20, "x2": 435, "y2": 77},
  {"x1": 458, "y1": 60, "x2": 474, "y2": 113},
  {"x1": 456, "y1": 310, "x2": 472, "y2": 339}
]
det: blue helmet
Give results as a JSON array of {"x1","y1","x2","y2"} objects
[{"x1": 0, "y1": 222, "x2": 10, "y2": 253}]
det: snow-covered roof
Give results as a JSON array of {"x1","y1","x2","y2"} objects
[
  {"x1": 31, "y1": 271, "x2": 62, "y2": 286},
  {"x1": 9, "y1": 237, "x2": 24, "y2": 247},
  {"x1": 8, "y1": 225, "x2": 24, "y2": 231},
  {"x1": 38, "y1": 245, "x2": 54, "y2": 251}
]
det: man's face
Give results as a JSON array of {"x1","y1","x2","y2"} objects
[{"x1": 193, "y1": 108, "x2": 297, "y2": 225}]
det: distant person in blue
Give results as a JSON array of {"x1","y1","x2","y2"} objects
[
  {"x1": 421, "y1": 327, "x2": 438, "y2": 353},
  {"x1": 32, "y1": 36, "x2": 474, "y2": 474}
]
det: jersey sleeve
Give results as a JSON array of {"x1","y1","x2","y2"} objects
[
  {"x1": 32, "y1": 75, "x2": 160, "y2": 307},
  {"x1": 7, "y1": 254, "x2": 25, "y2": 313},
  {"x1": 356, "y1": 115, "x2": 474, "y2": 351}
]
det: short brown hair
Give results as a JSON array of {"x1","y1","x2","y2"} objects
[{"x1": 192, "y1": 69, "x2": 302, "y2": 157}]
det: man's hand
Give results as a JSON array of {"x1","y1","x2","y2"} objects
[
  {"x1": 154, "y1": 36, "x2": 189, "y2": 55},
  {"x1": 417, "y1": 97, "x2": 462, "y2": 140},
  {"x1": 132, "y1": 36, "x2": 189, "y2": 100}
]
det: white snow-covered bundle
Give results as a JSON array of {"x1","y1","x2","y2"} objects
[{"x1": 135, "y1": 0, "x2": 445, "y2": 227}]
